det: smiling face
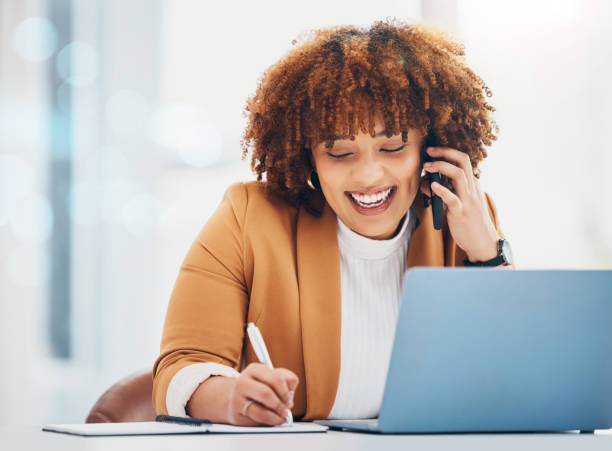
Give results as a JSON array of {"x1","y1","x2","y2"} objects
[{"x1": 311, "y1": 118, "x2": 425, "y2": 240}]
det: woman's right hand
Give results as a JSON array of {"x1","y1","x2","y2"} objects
[{"x1": 226, "y1": 363, "x2": 299, "y2": 426}]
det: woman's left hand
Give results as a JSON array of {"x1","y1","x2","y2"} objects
[{"x1": 419, "y1": 146, "x2": 500, "y2": 263}]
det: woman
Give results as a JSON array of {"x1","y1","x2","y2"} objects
[{"x1": 152, "y1": 19, "x2": 514, "y2": 427}]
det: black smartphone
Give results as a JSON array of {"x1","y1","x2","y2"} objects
[{"x1": 423, "y1": 131, "x2": 443, "y2": 230}]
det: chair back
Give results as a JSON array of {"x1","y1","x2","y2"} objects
[{"x1": 86, "y1": 369, "x2": 156, "y2": 423}]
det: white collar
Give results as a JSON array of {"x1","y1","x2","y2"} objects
[{"x1": 337, "y1": 208, "x2": 415, "y2": 260}]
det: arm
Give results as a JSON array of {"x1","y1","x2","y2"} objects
[
  {"x1": 152, "y1": 182, "x2": 249, "y2": 416},
  {"x1": 186, "y1": 374, "x2": 236, "y2": 422},
  {"x1": 422, "y1": 146, "x2": 515, "y2": 269},
  {"x1": 482, "y1": 192, "x2": 515, "y2": 269},
  {"x1": 166, "y1": 362, "x2": 239, "y2": 418},
  {"x1": 444, "y1": 191, "x2": 515, "y2": 268},
  {"x1": 153, "y1": 182, "x2": 298, "y2": 426}
]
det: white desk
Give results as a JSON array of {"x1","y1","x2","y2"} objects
[{"x1": 3, "y1": 427, "x2": 612, "y2": 451}]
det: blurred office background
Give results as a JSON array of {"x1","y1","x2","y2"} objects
[{"x1": 1, "y1": 0, "x2": 611, "y2": 427}]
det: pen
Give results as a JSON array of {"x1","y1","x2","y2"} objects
[
  {"x1": 156, "y1": 414, "x2": 211, "y2": 426},
  {"x1": 246, "y1": 322, "x2": 293, "y2": 425}
]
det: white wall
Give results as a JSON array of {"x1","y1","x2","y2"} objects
[{"x1": 456, "y1": 0, "x2": 612, "y2": 268}]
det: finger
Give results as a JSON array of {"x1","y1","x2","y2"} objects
[
  {"x1": 276, "y1": 368, "x2": 299, "y2": 393},
  {"x1": 426, "y1": 147, "x2": 475, "y2": 191},
  {"x1": 241, "y1": 376, "x2": 291, "y2": 419},
  {"x1": 250, "y1": 366, "x2": 294, "y2": 407},
  {"x1": 423, "y1": 160, "x2": 469, "y2": 200},
  {"x1": 420, "y1": 184, "x2": 429, "y2": 197},
  {"x1": 473, "y1": 174, "x2": 484, "y2": 196},
  {"x1": 243, "y1": 399, "x2": 286, "y2": 426},
  {"x1": 274, "y1": 368, "x2": 298, "y2": 407},
  {"x1": 420, "y1": 178, "x2": 432, "y2": 197},
  {"x1": 230, "y1": 396, "x2": 260, "y2": 426},
  {"x1": 431, "y1": 181, "x2": 462, "y2": 213}
]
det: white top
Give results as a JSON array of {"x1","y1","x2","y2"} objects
[
  {"x1": 327, "y1": 208, "x2": 415, "y2": 418},
  {"x1": 165, "y1": 208, "x2": 417, "y2": 419}
]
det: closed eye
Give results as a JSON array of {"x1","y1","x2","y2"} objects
[
  {"x1": 328, "y1": 145, "x2": 405, "y2": 159},
  {"x1": 381, "y1": 145, "x2": 405, "y2": 153},
  {"x1": 327, "y1": 152, "x2": 353, "y2": 159}
]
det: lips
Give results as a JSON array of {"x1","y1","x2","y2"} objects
[
  {"x1": 347, "y1": 186, "x2": 393, "y2": 196},
  {"x1": 346, "y1": 186, "x2": 394, "y2": 205},
  {"x1": 345, "y1": 186, "x2": 397, "y2": 216}
]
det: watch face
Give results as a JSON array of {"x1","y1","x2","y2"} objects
[{"x1": 501, "y1": 239, "x2": 513, "y2": 265}]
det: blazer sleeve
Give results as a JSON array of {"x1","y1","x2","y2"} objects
[{"x1": 152, "y1": 182, "x2": 249, "y2": 415}]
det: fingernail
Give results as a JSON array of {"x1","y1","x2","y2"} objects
[{"x1": 284, "y1": 408, "x2": 291, "y2": 417}]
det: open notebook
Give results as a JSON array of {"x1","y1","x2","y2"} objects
[{"x1": 42, "y1": 421, "x2": 328, "y2": 436}]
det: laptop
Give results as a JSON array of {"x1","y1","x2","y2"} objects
[{"x1": 315, "y1": 268, "x2": 612, "y2": 433}]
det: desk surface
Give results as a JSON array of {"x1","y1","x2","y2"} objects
[{"x1": 3, "y1": 427, "x2": 612, "y2": 451}]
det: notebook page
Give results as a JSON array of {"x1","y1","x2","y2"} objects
[
  {"x1": 42, "y1": 421, "x2": 209, "y2": 436},
  {"x1": 42, "y1": 421, "x2": 327, "y2": 436}
]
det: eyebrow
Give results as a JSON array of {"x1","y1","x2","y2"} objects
[{"x1": 333, "y1": 129, "x2": 389, "y2": 141}]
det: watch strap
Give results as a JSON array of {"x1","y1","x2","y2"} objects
[{"x1": 463, "y1": 239, "x2": 508, "y2": 267}]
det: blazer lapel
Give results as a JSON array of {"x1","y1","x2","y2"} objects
[
  {"x1": 296, "y1": 202, "x2": 341, "y2": 421},
  {"x1": 407, "y1": 191, "x2": 445, "y2": 267}
]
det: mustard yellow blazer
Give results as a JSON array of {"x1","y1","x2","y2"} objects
[{"x1": 152, "y1": 181, "x2": 509, "y2": 420}]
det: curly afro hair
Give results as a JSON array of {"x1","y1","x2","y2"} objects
[{"x1": 240, "y1": 18, "x2": 498, "y2": 215}]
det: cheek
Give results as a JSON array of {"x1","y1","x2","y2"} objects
[
  {"x1": 396, "y1": 156, "x2": 422, "y2": 188},
  {"x1": 316, "y1": 161, "x2": 335, "y2": 183},
  {"x1": 316, "y1": 163, "x2": 345, "y2": 199}
]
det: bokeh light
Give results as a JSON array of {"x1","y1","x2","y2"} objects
[
  {"x1": 148, "y1": 102, "x2": 223, "y2": 167},
  {"x1": 122, "y1": 193, "x2": 161, "y2": 237},
  {"x1": 105, "y1": 90, "x2": 150, "y2": 136},
  {"x1": 82, "y1": 147, "x2": 129, "y2": 181},
  {"x1": 57, "y1": 82, "x2": 99, "y2": 118},
  {"x1": 56, "y1": 82, "x2": 72, "y2": 115},
  {"x1": 64, "y1": 179, "x2": 161, "y2": 231},
  {"x1": 178, "y1": 121, "x2": 223, "y2": 168},
  {"x1": 56, "y1": 41, "x2": 99, "y2": 86},
  {"x1": 0, "y1": 99, "x2": 48, "y2": 150},
  {"x1": 12, "y1": 16, "x2": 58, "y2": 62},
  {"x1": 68, "y1": 181, "x2": 102, "y2": 225},
  {"x1": 9, "y1": 193, "x2": 54, "y2": 243},
  {"x1": 3, "y1": 245, "x2": 50, "y2": 287},
  {"x1": 0, "y1": 154, "x2": 36, "y2": 226},
  {"x1": 101, "y1": 179, "x2": 139, "y2": 225}
]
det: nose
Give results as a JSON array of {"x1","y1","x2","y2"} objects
[{"x1": 352, "y1": 150, "x2": 385, "y2": 186}]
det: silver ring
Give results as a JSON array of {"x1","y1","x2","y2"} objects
[{"x1": 240, "y1": 399, "x2": 254, "y2": 417}]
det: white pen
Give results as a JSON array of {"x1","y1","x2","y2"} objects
[{"x1": 246, "y1": 322, "x2": 293, "y2": 425}]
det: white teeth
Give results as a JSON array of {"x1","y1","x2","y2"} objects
[{"x1": 349, "y1": 188, "x2": 392, "y2": 208}]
